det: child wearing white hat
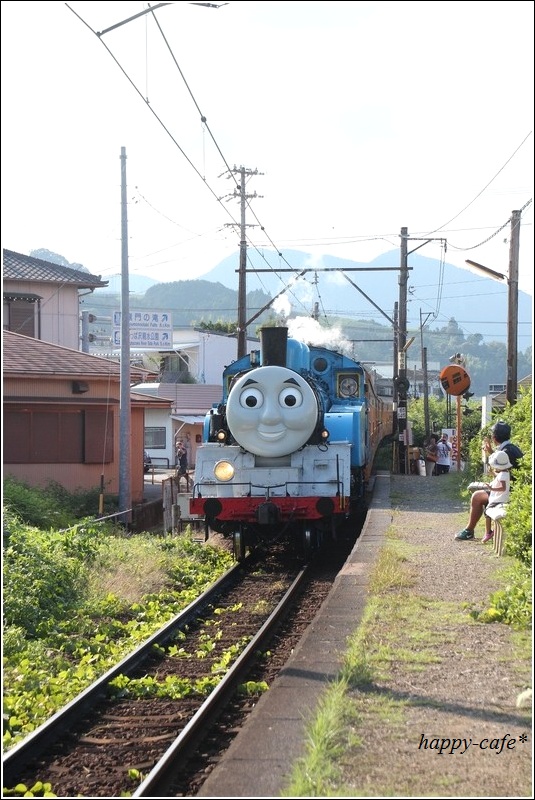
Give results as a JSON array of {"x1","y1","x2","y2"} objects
[
  {"x1": 481, "y1": 450, "x2": 512, "y2": 543},
  {"x1": 456, "y1": 449, "x2": 512, "y2": 542}
]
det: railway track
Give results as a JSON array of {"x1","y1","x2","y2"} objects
[{"x1": 3, "y1": 538, "x2": 350, "y2": 798}]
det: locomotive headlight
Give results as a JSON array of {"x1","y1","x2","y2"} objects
[
  {"x1": 320, "y1": 428, "x2": 330, "y2": 441},
  {"x1": 216, "y1": 429, "x2": 228, "y2": 443},
  {"x1": 214, "y1": 460, "x2": 235, "y2": 481}
]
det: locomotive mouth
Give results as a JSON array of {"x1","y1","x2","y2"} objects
[{"x1": 257, "y1": 427, "x2": 286, "y2": 440}]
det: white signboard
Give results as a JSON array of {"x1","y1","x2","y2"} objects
[{"x1": 113, "y1": 310, "x2": 173, "y2": 349}]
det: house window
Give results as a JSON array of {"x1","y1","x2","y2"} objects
[
  {"x1": 3, "y1": 294, "x2": 41, "y2": 338},
  {"x1": 159, "y1": 352, "x2": 190, "y2": 381},
  {"x1": 145, "y1": 427, "x2": 166, "y2": 449},
  {"x1": 3, "y1": 410, "x2": 114, "y2": 464}
]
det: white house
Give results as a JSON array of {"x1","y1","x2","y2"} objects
[{"x1": 134, "y1": 383, "x2": 223, "y2": 469}]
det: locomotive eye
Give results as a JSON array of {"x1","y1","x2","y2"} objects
[
  {"x1": 239, "y1": 387, "x2": 264, "y2": 408},
  {"x1": 279, "y1": 387, "x2": 303, "y2": 408}
]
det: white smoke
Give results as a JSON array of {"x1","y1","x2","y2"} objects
[
  {"x1": 272, "y1": 293, "x2": 292, "y2": 318},
  {"x1": 287, "y1": 316, "x2": 352, "y2": 356},
  {"x1": 269, "y1": 254, "x2": 354, "y2": 356}
]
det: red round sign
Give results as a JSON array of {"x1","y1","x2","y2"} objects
[{"x1": 439, "y1": 365, "x2": 471, "y2": 396}]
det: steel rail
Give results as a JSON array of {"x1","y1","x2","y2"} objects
[{"x1": 132, "y1": 562, "x2": 310, "y2": 797}]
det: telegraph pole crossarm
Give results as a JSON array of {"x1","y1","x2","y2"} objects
[
  {"x1": 407, "y1": 237, "x2": 447, "y2": 256},
  {"x1": 242, "y1": 265, "x2": 405, "y2": 330},
  {"x1": 245, "y1": 270, "x2": 309, "y2": 328},
  {"x1": 95, "y1": 2, "x2": 222, "y2": 37}
]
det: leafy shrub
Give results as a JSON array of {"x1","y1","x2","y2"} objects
[
  {"x1": 2, "y1": 477, "x2": 74, "y2": 530},
  {"x1": 2, "y1": 477, "x2": 119, "y2": 530},
  {"x1": 474, "y1": 561, "x2": 532, "y2": 630},
  {"x1": 2, "y1": 516, "x2": 98, "y2": 636},
  {"x1": 504, "y1": 480, "x2": 533, "y2": 565}
]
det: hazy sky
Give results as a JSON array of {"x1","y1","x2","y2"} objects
[{"x1": 2, "y1": 1, "x2": 533, "y2": 303}]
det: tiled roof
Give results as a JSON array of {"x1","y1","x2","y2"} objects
[
  {"x1": 131, "y1": 390, "x2": 173, "y2": 407},
  {"x1": 135, "y1": 383, "x2": 223, "y2": 413},
  {"x1": 3, "y1": 249, "x2": 108, "y2": 289},
  {"x1": 3, "y1": 331, "x2": 146, "y2": 379},
  {"x1": 491, "y1": 374, "x2": 532, "y2": 408}
]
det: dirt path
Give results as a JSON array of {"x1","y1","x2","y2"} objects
[{"x1": 338, "y1": 474, "x2": 532, "y2": 798}]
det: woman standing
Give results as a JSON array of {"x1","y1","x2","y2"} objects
[{"x1": 424, "y1": 434, "x2": 439, "y2": 477}]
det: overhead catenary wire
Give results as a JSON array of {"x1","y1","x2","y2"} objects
[
  {"x1": 66, "y1": 2, "x2": 312, "y2": 309},
  {"x1": 423, "y1": 131, "x2": 533, "y2": 236},
  {"x1": 65, "y1": 3, "x2": 530, "y2": 333}
]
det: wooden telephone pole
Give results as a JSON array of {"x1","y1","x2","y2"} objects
[
  {"x1": 119, "y1": 146, "x2": 131, "y2": 526},
  {"x1": 506, "y1": 209, "x2": 521, "y2": 406},
  {"x1": 397, "y1": 227, "x2": 409, "y2": 474},
  {"x1": 226, "y1": 166, "x2": 262, "y2": 359}
]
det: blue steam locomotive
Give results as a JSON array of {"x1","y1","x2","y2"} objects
[{"x1": 190, "y1": 326, "x2": 393, "y2": 558}]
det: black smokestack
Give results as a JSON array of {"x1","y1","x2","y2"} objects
[{"x1": 260, "y1": 327, "x2": 288, "y2": 366}]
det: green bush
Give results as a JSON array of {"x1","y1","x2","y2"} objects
[
  {"x1": 476, "y1": 561, "x2": 532, "y2": 629},
  {"x1": 2, "y1": 515, "x2": 104, "y2": 637},
  {"x1": 505, "y1": 480, "x2": 533, "y2": 565},
  {"x1": 2, "y1": 477, "x2": 119, "y2": 530},
  {"x1": 2, "y1": 477, "x2": 74, "y2": 530}
]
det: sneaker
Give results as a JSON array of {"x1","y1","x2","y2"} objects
[
  {"x1": 482, "y1": 531, "x2": 494, "y2": 543},
  {"x1": 455, "y1": 529, "x2": 475, "y2": 541}
]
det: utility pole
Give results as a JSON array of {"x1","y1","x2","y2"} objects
[
  {"x1": 506, "y1": 209, "x2": 520, "y2": 406},
  {"x1": 397, "y1": 227, "x2": 409, "y2": 474},
  {"x1": 81, "y1": 310, "x2": 90, "y2": 353},
  {"x1": 420, "y1": 309, "x2": 432, "y2": 438},
  {"x1": 392, "y1": 301, "x2": 399, "y2": 472},
  {"x1": 226, "y1": 166, "x2": 262, "y2": 359},
  {"x1": 393, "y1": 231, "x2": 445, "y2": 472},
  {"x1": 119, "y1": 146, "x2": 131, "y2": 527},
  {"x1": 464, "y1": 204, "x2": 526, "y2": 407},
  {"x1": 422, "y1": 346, "x2": 430, "y2": 435}
]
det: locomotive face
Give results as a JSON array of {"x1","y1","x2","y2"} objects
[{"x1": 226, "y1": 365, "x2": 318, "y2": 457}]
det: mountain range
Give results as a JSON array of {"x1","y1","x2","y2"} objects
[{"x1": 113, "y1": 248, "x2": 532, "y2": 349}]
